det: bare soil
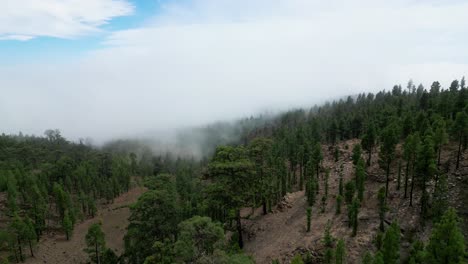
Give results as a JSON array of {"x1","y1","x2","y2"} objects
[{"x1": 24, "y1": 187, "x2": 146, "y2": 264}]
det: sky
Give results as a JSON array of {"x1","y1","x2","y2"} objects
[{"x1": 1, "y1": 0, "x2": 468, "y2": 142}]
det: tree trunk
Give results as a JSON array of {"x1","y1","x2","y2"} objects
[
  {"x1": 262, "y1": 199, "x2": 267, "y2": 215},
  {"x1": 236, "y1": 209, "x2": 243, "y2": 249},
  {"x1": 95, "y1": 238, "x2": 100, "y2": 264},
  {"x1": 437, "y1": 146, "x2": 442, "y2": 166},
  {"x1": 410, "y1": 164, "x2": 415, "y2": 207},
  {"x1": 367, "y1": 149, "x2": 372, "y2": 166},
  {"x1": 397, "y1": 161, "x2": 401, "y2": 191},
  {"x1": 385, "y1": 162, "x2": 390, "y2": 198},
  {"x1": 456, "y1": 135, "x2": 462, "y2": 169},
  {"x1": 28, "y1": 239, "x2": 34, "y2": 257},
  {"x1": 18, "y1": 237, "x2": 23, "y2": 262},
  {"x1": 404, "y1": 161, "x2": 409, "y2": 198},
  {"x1": 316, "y1": 164, "x2": 320, "y2": 180},
  {"x1": 13, "y1": 247, "x2": 19, "y2": 263}
]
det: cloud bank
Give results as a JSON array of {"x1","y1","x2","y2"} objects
[{"x1": 1, "y1": 0, "x2": 468, "y2": 142}]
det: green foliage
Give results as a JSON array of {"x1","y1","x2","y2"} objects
[
  {"x1": 372, "y1": 252, "x2": 384, "y2": 264},
  {"x1": 85, "y1": 223, "x2": 106, "y2": 264},
  {"x1": 377, "y1": 187, "x2": 387, "y2": 232},
  {"x1": 408, "y1": 240, "x2": 426, "y2": 264},
  {"x1": 323, "y1": 221, "x2": 334, "y2": 248},
  {"x1": 174, "y1": 216, "x2": 224, "y2": 262},
  {"x1": 125, "y1": 189, "x2": 178, "y2": 263},
  {"x1": 291, "y1": 254, "x2": 304, "y2": 264},
  {"x1": 207, "y1": 146, "x2": 255, "y2": 249},
  {"x1": 425, "y1": 208, "x2": 466, "y2": 264},
  {"x1": 306, "y1": 207, "x2": 312, "y2": 232},
  {"x1": 362, "y1": 123, "x2": 377, "y2": 165},
  {"x1": 335, "y1": 195, "x2": 342, "y2": 215},
  {"x1": 102, "y1": 248, "x2": 119, "y2": 264},
  {"x1": 361, "y1": 252, "x2": 373, "y2": 264},
  {"x1": 62, "y1": 210, "x2": 73, "y2": 240},
  {"x1": 415, "y1": 134, "x2": 437, "y2": 220},
  {"x1": 143, "y1": 240, "x2": 173, "y2": 264},
  {"x1": 344, "y1": 181, "x2": 355, "y2": 205},
  {"x1": 453, "y1": 110, "x2": 468, "y2": 169},
  {"x1": 306, "y1": 175, "x2": 317, "y2": 206},
  {"x1": 381, "y1": 222, "x2": 400, "y2": 264},
  {"x1": 352, "y1": 144, "x2": 362, "y2": 165},
  {"x1": 349, "y1": 198, "x2": 360, "y2": 236},
  {"x1": 335, "y1": 239, "x2": 345, "y2": 264},
  {"x1": 355, "y1": 158, "x2": 366, "y2": 201},
  {"x1": 379, "y1": 123, "x2": 399, "y2": 198},
  {"x1": 431, "y1": 174, "x2": 449, "y2": 223}
]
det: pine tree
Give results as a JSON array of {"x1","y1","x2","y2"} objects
[
  {"x1": 362, "y1": 123, "x2": 377, "y2": 166},
  {"x1": 306, "y1": 207, "x2": 312, "y2": 232},
  {"x1": 24, "y1": 218, "x2": 37, "y2": 257},
  {"x1": 85, "y1": 223, "x2": 106, "y2": 264},
  {"x1": 425, "y1": 208, "x2": 466, "y2": 264},
  {"x1": 321, "y1": 195, "x2": 327, "y2": 213},
  {"x1": 207, "y1": 146, "x2": 254, "y2": 249},
  {"x1": 453, "y1": 111, "x2": 467, "y2": 169},
  {"x1": 396, "y1": 160, "x2": 402, "y2": 191},
  {"x1": 361, "y1": 252, "x2": 373, "y2": 264},
  {"x1": 377, "y1": 187, "x2": 387, "y2": 232},
  {"x1": 415, "y1": 134, "x2": 437, "y2": 220},
  {"x1": 344, "y1": 181, "x2": 355, "y2": 204},
  {"x1": 335, "y1": 195, "x2": 343, "y2": 215},
  {"x1": 372, "y1": 252, "x2": 384, "y2": 264},
  {"x1": 352, "y1": 144, "x2": 362, "y2": 165},
  {"x1": 6, "y1": 175, "x2": 18, "y2": 216},
  {"x1": 334, "y1": 146, "x2": 340, "y2": 162},
  {"x1": 9, "y1": 214, "x2": 26, "y2": 262},
  {"x1": 431, "y1": 174, "x2": 448, "y2": 223},
  {"x1": 338, "y1": 172, "x2": 344, "y2": 197},
  {"x1": 311, "y1": 143, "x2": 323, "y2": 178},
  {"x1": 355, "y1": 158, "x2": 366, "y2": 201},
  {"x1": 379, "y1": 123, "x2": 399, "y2": 198},
  {"x1": 62, "y1": 210, "x2": 73, "y2": 240},
  {"x1": 335, "y1": 239, "x2": 345, "y2": 264},
  {"x1": 306, "y1": 176, "x2": 317, "y2": 206},
  {"x1": 323, "y1": 221, "x2": 334, "y2": 264},
  {"x1": 291, "y1": 254, "x2": 304, "y2": 264},
  {"x1": 381, "y1": 222, "x2": 400, "y2": 264},
  {"x1": 433, "y1": 118, "x2": 448, "y2": 166},
  {"x1": 349, "y1": 198, "x2": 360, "y2": 236}
]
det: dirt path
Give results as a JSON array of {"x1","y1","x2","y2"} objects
[{"x1": 25, "y1": 187, "x2": 146, "y2": 264}]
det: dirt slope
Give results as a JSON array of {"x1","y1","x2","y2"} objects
[
  {"x1": 25, "y1": 187, "x2": 146, "y2": 264},
  {"x1": 243, "y1": 139, "x2": 466, "y2": 264}
]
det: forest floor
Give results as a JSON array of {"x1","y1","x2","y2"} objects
[
  {"x1": 243, "y1": 139, "x2": 467, "y2": 264},
  {"x1": 24, "y1": 186, "x2": 146, "y2": 264}
]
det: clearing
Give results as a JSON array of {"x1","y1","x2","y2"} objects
[{"x1": 25, "y1": 187, "x2": 146, "y2": 264}]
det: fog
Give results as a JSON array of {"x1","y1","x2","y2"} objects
[{"x1": 1, "y1": 0, "x2": 468, "y2": 144}]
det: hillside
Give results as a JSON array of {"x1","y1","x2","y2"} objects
[{"x1": 243, "y1": 139, "x2": 467, "y2": 263}]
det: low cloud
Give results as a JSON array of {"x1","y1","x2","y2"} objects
[{"x1": 1, "y1": 0, "x2": 468, "y2": 142}]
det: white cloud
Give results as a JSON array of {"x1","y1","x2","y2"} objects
[
  {"x1": 0, "y1": 0, "x2": 134, "y2": 40},
  {"x1": 1, "y1": 0, "x2": 468, "y2": 141}
]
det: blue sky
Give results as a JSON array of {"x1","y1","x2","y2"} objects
[
  {"x1": 0, "y1": 0, "x2": 165, "y2": 63},
  {"x1": 1, "y1": 0, "x2": 467, "y2": 141}
]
